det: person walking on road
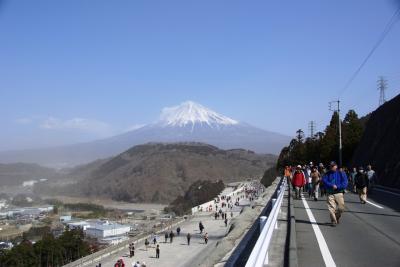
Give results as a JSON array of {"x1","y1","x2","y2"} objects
[
  {"x1": 169, "y1": 230, "x2": 174, "y2": 243},
  {"x1": 176, "y1": 227, "x2": 181, "y2": 236},
  {"x1": 322, "y1": 161, "x2": 348, "y2": 226},
  {"x1": 305, "y1": 165, "x2": 313, "y2": 198},
  {"x1": 350, "y1": 167, "x2": 357, "y2": 193},
  {"x1": 128, "y1": 243, "x2": 135, "y2": 257},
  {"x1": 187, "y1": 232, "x2": 191, "y2": 245},
  {"x1": 155, "y1": 244, "x2": 160, "y2": 258},
  {"x1": 144, "y1": 239, "x2": 149, "y2": 251},
  {"x1": 310, "y1": 166, "x2": 321, "y2": 201},
  {"x1": 284, "y1": 166, "x2": 292, "y2": 183},
  {"x1": 318, "y1": 163, "x2": 327, "y2": 197},
  {"x1": 199, "y1": 221, "x2": 204, "y2": 234},
  {"x1": 224, "y1": 217, "x2": 228, "y2": 227},
  {"x1": 164, "y1": 232, "x2": 168, "y2": 243},
  {"x1": 204, "y1": 232, "x2": 209, "y2": 244},
  {"x1": 366, "y1": 165, "x2": 377, "y2": 194},
  {"x1": 355, "y1": 167, "x2": 369, "y2": 204},
  {"x1": 292, "y1": 165, "x2": 306, "y2": 199}
]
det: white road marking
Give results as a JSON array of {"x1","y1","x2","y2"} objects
[
  {"x1": 301, "y1": 196, "x2": 336, "y2": 267},
  {"x1": 374, "y1": 188, "x2": 400, "y2": 197},
  {"x1": 365, "y1": 200, "x2": 384, "y2": 209}
]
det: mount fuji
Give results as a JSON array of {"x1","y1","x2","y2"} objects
[{"x1": 0, "y1": 101, "x2": 290, "y2": 167}]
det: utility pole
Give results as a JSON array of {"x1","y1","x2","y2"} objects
[
  {"x1": 329, "y1": 100, "x2": 342, "y2": 167},
  {"x1": 308, "y1": 121, "x2": 316, "y2": 138},
  {"x1": 377, "y1": 76, "x2": 388, "y2": 106}
]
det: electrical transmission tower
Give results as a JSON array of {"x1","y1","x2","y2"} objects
[
  {"x1": 308, "y1": 121, "x2": 316, "y2": 138},
  {"x1": 377, "y1": 76, "x2": 388, "y2": 106},
  {"x1": 329, "y1": 100, "x2": 342, "y2": 167}
]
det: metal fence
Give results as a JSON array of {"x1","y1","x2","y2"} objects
[{"x1": 245, "y1": 177, "x2": 287, "y2": 267}]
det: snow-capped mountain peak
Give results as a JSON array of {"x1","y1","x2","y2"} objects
[{"x1": 158, "y1": 101, "x2": 239, "y2": 128}]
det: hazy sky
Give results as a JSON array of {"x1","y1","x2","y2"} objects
[{"x1": 1, "y1": 0, "x2": 400, "y2": 151}]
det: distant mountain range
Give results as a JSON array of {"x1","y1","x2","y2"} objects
[
  {"x1": 0, "y1": 101, "x2": 290, "y2": 167},
  {"x1": 36, "y1": 142, "x2": 277, "y2": 203}
]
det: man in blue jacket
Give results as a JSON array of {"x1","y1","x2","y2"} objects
[{"x1": 322, "y1": 161, "x2": 348, "y2": 226}]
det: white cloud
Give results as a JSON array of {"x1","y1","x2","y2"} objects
[
  {"x1": 40, "y1": 117, "x2": 113, "y2": 136},
  {"x1": 125, "y1": 124, "x2": 146, "y2": 132}
]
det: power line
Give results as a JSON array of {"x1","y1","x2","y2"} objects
[{"x1": 338, "y1": 7, "x2": 400, "y2": 97}]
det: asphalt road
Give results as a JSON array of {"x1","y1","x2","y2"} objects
[{"x1": 294, "y1": 187, "x2": 400, "y2": 267}]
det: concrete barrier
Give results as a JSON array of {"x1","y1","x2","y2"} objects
[{"x1": 285, "y1": 182, "x2": 299, "y2": 267}]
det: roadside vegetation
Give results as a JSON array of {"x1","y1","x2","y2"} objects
[
  {"x1": 0, "y1": 228, "x2": 91, "y2": 266},
  {"x1": 165, "y1": 180, "x2": 225, "y2": 216}
]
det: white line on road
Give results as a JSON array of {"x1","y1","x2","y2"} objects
[
  {"x1": 374, "y1": 188, "x2": 400, "y2": 197},
  {"x1": 366, "y1": 200, "x2": 384, "y2": 209},
  {"x1": 301, "y1": 196, "x2": 336, "y2": 267}
]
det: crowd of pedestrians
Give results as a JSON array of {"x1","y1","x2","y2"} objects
[
  {"x1": 284, "y1": 162, "x2": 378, "y2": 227},
  {"x1": 109, "y1": 181, "x2": 257, "y2": 266}
]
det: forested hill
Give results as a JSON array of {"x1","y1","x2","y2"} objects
[
  {"x1": 352, "y1": 94, "x2": 400, "y2": 188},
  {"x1": 57, "y1": 142, "x2": 276, "y2": 203}
]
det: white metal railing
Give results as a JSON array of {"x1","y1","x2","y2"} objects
[{"x1": 245, "y1": 177, "x2": 287, "y2": 267}]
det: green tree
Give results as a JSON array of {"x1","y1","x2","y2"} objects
[
  {"x1": 342, "y1": 110, "x2": 363, "y2": 166},
  {"x1": 0, "y1": 240, "x2": 37, "y2": 266},
  {"x1": 320, "y1": 112, "x2": 339, "y2": 163}
]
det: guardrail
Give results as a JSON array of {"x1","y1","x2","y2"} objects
[
  {"x1": 224, "y1": 177, "x2": 285, "y2": 266},
  {"x1": 245, "y1": 177, "x2": 287, "y2": 267}
]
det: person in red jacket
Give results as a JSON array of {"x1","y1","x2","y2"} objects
[{"x1": 292, "y1": 165, "x2": 306, "y2": 199}]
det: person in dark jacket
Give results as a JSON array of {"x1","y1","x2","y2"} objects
[
  {"x1": 129, "y1": 243, "x2": 134, "y2": 257},
  {"x1": 156, "y1": 244, "x2": 160, "y2": 258},
  {"x1": 322, "y1": 161, "x2": 348, "y2": 226},
  {"x1": 187, "y1": 232, "x2": 191, "y2": 245},
  {"x1": 355, "y1": 167, "x2": 369, "y2": 204},
  {"x1": 199, "y1": 221, "x2": 204, "y2": 234},
  {"x1": 164, "y1": 232, "x2": 168, "y2": 243}
]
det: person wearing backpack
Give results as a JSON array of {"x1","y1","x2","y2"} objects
[
  {"x1": 310, "y1": 166, "x2": 321, "y2": 201},
  {"x1": 355, "y1": 167, "x2": 369, "y2": 204},
  {"x1": 322, "y1": 161, "x2": 348, "y2": 226}
]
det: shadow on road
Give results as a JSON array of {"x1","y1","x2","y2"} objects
[
  {"x1": 295, "y1": 219, "x2": 332, "y2": 227},
  {"x1": 295, "y1": 206, "x2": 400, "y2": 218}
]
